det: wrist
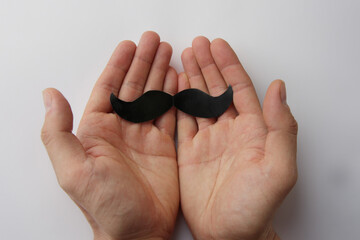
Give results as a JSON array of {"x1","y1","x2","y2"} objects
[
  {"x1": 94, "y1": 236, "x2": 165, "y2": 240},
  {"x1": 93, "y1": 231, "x2": 167, "y2": 240}
]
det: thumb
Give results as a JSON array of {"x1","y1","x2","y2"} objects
[
  {"x1": 263, "y1": 80, "x2": 298, "y2": 186},
  {"x1": 41, "y1": 88, "x2": 86, "y2": 190}
]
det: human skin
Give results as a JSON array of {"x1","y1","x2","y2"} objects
[
  {"x1": 41, "y1": 32, "x2": 297, "y2": 240},
  {"x1": 41, "y1": 31, "x2": 179, "y2": 240},
  {"x1": 177, "y1": 36, "x2": 297, "y2": 240}
]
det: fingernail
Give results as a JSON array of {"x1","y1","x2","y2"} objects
[
  {"x1": 280, "y1": 81, "x2": 287, "y2": 105},
  {"x1": 42, "y1": 90, "x2": 52, "y2": 112}
]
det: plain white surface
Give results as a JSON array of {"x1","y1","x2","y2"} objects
[{"x1": 1, "y1": 0, "x2": 360, "y2": 239}]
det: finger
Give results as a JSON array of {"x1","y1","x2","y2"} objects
[
  {"x1": 210, "y1": 38, "x2": 262, "y2": 115},
  {"x1": 41, "y1": 88, "x2": 87, "y2": 191},
  {"x1": 119, "y1": 31, "x2": 160, "y2": 101},
  {"x1": 192, "y1": 36, "x2": 237, "y2": 120},
  {"x1": 144, "y1": 42, "x2": 172, "y2": 92},
  {"x1": 142, "y1": 41, "x2": 172, "y2": 125},
  {"x1": 263, "y1": 80, "x2": 298, "y2": 184},
  {"x1": 154, "y1": 67, "x2": 178, "y2": 138},
  {"x1": 177, "y1": 72, "x2": 198, "y2": 144},
  {"x1": 84, "y1": 40, "x2": 136, "y2": 114},
  {"x1": 181, "y1": 47, "x2": 215, "y2": 130}
]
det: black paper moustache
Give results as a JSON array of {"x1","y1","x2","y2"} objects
[{"x1": 110, "y1": 86, "x2": 233, "y2": 123}]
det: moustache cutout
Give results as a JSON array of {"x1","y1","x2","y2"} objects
[{"x1": 110, "y1": 86, "x2": 233, "y2": 123}]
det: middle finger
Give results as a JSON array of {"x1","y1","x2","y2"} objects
[{"x1": 181, "y1": 47, "x2": 216, "y2": 130}]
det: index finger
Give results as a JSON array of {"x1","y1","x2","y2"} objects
[
  {"x1": 84, "y1": 40, "x2": 136, "y2": 115},
  {"x1": 210, "y1": 38, "x2": 262, "y2": 115}
]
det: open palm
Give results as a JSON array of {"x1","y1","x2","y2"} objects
[
  {"x1": 41, "y1": 32, "x2": 179, "y2": 240},
  {"x1": 177, "y1": 37, "x2": 298, "y2": 240}
]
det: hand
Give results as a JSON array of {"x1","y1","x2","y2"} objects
[
  {"x1": 41, "y1": 32, "x2": 179, "y2": 240},
  {"x1": 177, "y1": 37, "x2": 298, "y2": 240}
]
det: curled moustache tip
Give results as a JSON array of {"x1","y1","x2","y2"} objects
[
  {"x1": 110, "y1": 91, "x2": 173, "y2": 123},
  {"x1": 174, "y1": 85, "x2": 233, "y2": 118}
]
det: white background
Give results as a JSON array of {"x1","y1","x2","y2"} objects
[{"x1": 1, "y1": 0, "x2": 360, "y2": 239}]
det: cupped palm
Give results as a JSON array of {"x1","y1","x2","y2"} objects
[
  {"x1": 41, "y1": 32, "x2": 179, "y2": 240},
  {"x1": 177, "y1": 37, "x2": 297, "y2": 240}
]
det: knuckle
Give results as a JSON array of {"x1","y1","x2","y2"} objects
[
  {"x1": 287, "y1": 115, "x2": 298, "y2": 136},
  {"x1": 58, "y1": 176, "x2": 74, "y2": 193},
  {"x1": 97, "y1": 78, "x2": 120, "y2": 94},
  {"x1": 268, "y1": 162, "x2": 298, "y2": 195},
  {"x1": 287, "y1": 168, "x2": 298, "y2": 189},
  {"x1": 40, "y1": 128, "x2": 52, "y2": 146},
  {"x1": 58, "y1": 166, "x2": 83, "y2": 194},
  {"x1": 124, "y1": 79, "x2": 145, "y2": 93},
  {"x1": 279, "y1": 165, "x2": 298, "y2": 192}
]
